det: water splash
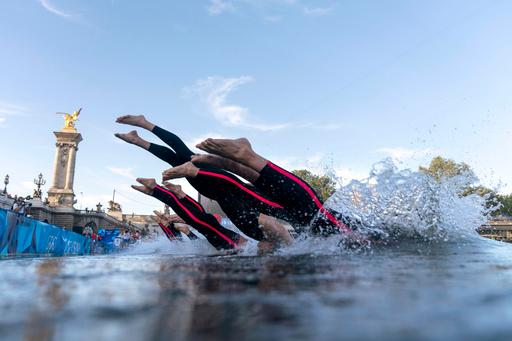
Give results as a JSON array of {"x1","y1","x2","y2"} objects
[
  {"x1": 122, "y1": 235, "x2": 218, "y2": 256},
  {"x1": 128, "y1": 158, "x2": 495, "y2": 256},
  {"x1": 323, "y1": 158, "x2": 494, "y2": 242}
]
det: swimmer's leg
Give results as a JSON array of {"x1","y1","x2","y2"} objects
[
  {"x1": 151, "y1": 126, "x2": 195, "y2": 162},
  {"x1": 117, "y1": 114, "x2": 194, "y2": 163},
  {"x1": 196, "y1": 137, "x2": 267, "y2": 172},
  {"x1": 134, "y1": 178, "x2": 243, "y2": 250},
  {"x1": 115, "y1": 130, "x2": 150, "y2": 150},
  {"x1": 151, "y1": 212, "x2": 178, "y2": 241},
  {"x1": 173, "y1": 223, "x2": 199, "y2": 240},
  {"x1": 155, "y1": 181, "x2": 245, "y2": 250},
  {"x1": 158, "y1": 222, "x2": 180, "y2": 241},
  {"x1": 191, "y1": 154, "x2": 260, "y2": 183},
  {"x1": 116, "y1": 114, "x2": 155, "y2": 131},
  {"x1": 162, "y1": 159, "x2": 291, "y2": 242},
  {"x1": 162, "y1": 162, "x2": 199, "y2": 181},
  {"x1": 197, "y1": 137, "x2": 351, "y2": 233},
  {"x1": 115, "y1": 130, "x2": 185, "y2": 167}
]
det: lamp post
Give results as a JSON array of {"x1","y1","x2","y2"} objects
[
  {"x1": 3, "y1": 174, "x2": 9, "y2": 195},
  {"x1": 33, "y1": 173, "x2": 46, "y2": 199}
]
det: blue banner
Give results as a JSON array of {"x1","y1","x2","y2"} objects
[
  {"x1": 0, "y1": 208, "x2": 91, "y2": 256},
  {"x1": 97, "y1": 229, "x2": 119, "y2": 253},
  {"x1": 15, "y1": 215, "x2": 36, "y2": 254}
]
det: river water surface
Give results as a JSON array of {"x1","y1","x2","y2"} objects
[
  {"x1": 2, "y1": 162, "x2": 509, "y2": 340},
  {"x1": 1, "y1": 236, "x2": 512, "y2": 341}
]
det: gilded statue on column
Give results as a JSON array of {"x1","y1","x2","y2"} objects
[{"x1": 57, "y1": 108, "x2": 81, "y2": 131}]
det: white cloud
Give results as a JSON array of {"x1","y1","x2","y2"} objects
[
  {"x1": 107, "y1": 167, "x2": 136, "y2": 180},
  {"x1": 206, "y1": 0, "x2": 333, "y2": 19},
  {"x1": 38, "y1": 0, "x2": 72, "y2": 18},
  {"x1": 207, "y1": 0, "x2": 235, "y2": 15},
  {"x1": 334, "y1": 166, "x2": 367, "y2": 185},
  {"x1": 185, "y1": 76, "x2": 288, "y2": 131},
  {"x1": 0, "y1": 101, "x2": 27, "y2": 115},
  {"x1": 376, "y1": 147, "x2": 435, "y2": 161},
  {"x1": 185, "y1": 132, "x2": 228, "y2": 152},
  {"x1": 302, "y1": 6, "x2": 333, "y2": 16},
  {"x1": 266, "y1": 153, "x2": 367, "y2": 186},
  {"x1": 267, "y1": 152, "x2": 326, "y2": 173},
  {"x1": 0, "y1": 101, "x2": 28, "y2": 125}
]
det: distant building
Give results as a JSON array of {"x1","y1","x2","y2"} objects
[
  {"x1": 122, "y1": 213, "x2": 161, "y2": 235},
  {"x1": 478, "y1": 216, "x2": 512, "y2": 242}
]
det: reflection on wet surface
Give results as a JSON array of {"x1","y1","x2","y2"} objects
[{"x1": 2, "y1": 238, "x2": 512, "y2": 340}]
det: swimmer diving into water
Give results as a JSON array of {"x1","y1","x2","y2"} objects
[
  {"x1": 152, "y1": 210, "x2": 200, "y2": 241},
  {"x1": 133, "y1": 178, "x2": 243, "y2": 250},
  {"x1": 115, "y1": 115, "x2": 293, "y2": 247},
  {"x1": 133, "y1": 178, "x2": 287, "y2": 253},
  {"x1": 192, "y1": 138, "x2": 355, "y2": 235}
]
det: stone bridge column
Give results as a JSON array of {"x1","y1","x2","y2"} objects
[{"x1": 47, "y1": 129, "x2": 82, "y2": 209}]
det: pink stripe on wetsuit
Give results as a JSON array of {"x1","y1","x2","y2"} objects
[
  {"x1": 159, "y1": 222, "x2": 177, "y2": 241},
  {"x1": 153, "y1": 185, "x2": 239, "y2": 249},
  {"x1": 256, "y1": 161, "x2": 351, "y2": 233},
  {"x1": 197, "y1": 170, "x2": 283, "y2": 208}
]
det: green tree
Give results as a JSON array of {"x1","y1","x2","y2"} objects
[
  {"x1": 292, "y1": 169, "x2": 337, "y2": 202},
  {"x1": 419, "y1": 156, "x2": 472, "y2": 181},
  {"x1": 495, "y1": 194, "x2": 512, "y2": 217},
  {"x1": 420, "y1": 156, "x2": 498, "y2": 211}
]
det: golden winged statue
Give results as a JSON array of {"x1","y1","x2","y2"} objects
[{"x1": 57, "y1": 108, "x2": 82, "y2": 131}]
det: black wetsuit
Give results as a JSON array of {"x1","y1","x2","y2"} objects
[
  {"x1": 186, "y1": 230, "x2": 199, "y2": 240},
  {"x1": 147, "y1": 126, "x2": 287, "y2": 241},
  {"x1": 254, "y1": 161, "x2": 352, "y2": 234},
  {"x1": 152, "y1": 185, "x2": 241, "y2": 250},
  {"x1": 159, "y1": 222, "x2": 182, "y2": 241},
  {"x1": 159, "y1": 222, "x2": 199, "y2": 242}
]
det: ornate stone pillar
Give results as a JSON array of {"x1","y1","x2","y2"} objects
[
  {"x1": 65, "y1": 146, "x2": 77, "y2": 190},
  {"x1": 47, "y1": 130, "x2": 82, "y2": 208}
]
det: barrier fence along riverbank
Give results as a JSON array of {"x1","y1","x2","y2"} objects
[{"x1": 0, "y1": 208, "x2": 90, "y2": 256}]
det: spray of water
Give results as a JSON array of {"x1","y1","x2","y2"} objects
[
  {"x1": 324, "y1": 158, "x2": 495, "y2": 242},
  {"x1": 128, "y1": 159, "x2": 495, "y2": 256}
]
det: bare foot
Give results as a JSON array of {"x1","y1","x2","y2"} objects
[
  {"x1": 192, "y1": 154, "x2": 260, "y2": 183},
  {"x1": 116, "y1": 114, "x2": 148, "y2": 127},
  {"x1": 196, "y1": 138, "x2": 253, "y2": 163},
  {"x1": 153, "y1": 210, "x2": 168, "y2": 224},
  {"x1": 136, "y1": 177, "x2": 157, "y2": 190},
  {"x1": 168, "y1": 214, "x2": 185, "y2": 224},
  {"x1": 190, "y1": 154, "x2": 228, "y2": 168},
  {"x1": 131, "y1": 185, "x2": 153, "y2": 195},
  {"x1": 162, "y1": 182, "x2": 186, "y2": 199},
  {"x1": 174, "y1": 224, "x2": 191, "y2": 235},
  {"x1": 162, "y1": 162, "x2": 199, "y2": 181},
  {"x1": 115, "y1": 130, "x2": 143, "y2": 145},
  {"x1": 151, "y1": 214, "x2": 165, "y2": 225}
]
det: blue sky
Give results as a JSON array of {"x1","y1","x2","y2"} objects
[{"x1": 0, "y1": 0, "x2": 511, "y2": 215}]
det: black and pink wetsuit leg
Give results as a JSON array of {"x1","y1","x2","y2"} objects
[
  {"x1": 159, "y1": 223, "x2": 182, "y2": 241},
  {"x1": 152, "y1": 185, "x2": 241, "y2": 250},
  {"x1": 254, "y1": 161, "x2": 351, "y2": 234},
  {"x1": 144, "y1": 126, "x2": 289, "y2": 240}
]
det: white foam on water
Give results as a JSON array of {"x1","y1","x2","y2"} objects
[
  {"x1": 121, "y1": 230, "x2": 260, "y2": 257},
  {"x1": 277, "y1": 158, "x2": 497, "y2": 255},
  {"x1": 124, "y1": 158, "x2": 496, "y2": 256},
  {"x1": 121, "y1": 235, "x2": 218, "y2": 256},
  {"x1": 324, "y1": 158, "x2": 494, "y2": 241}
]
